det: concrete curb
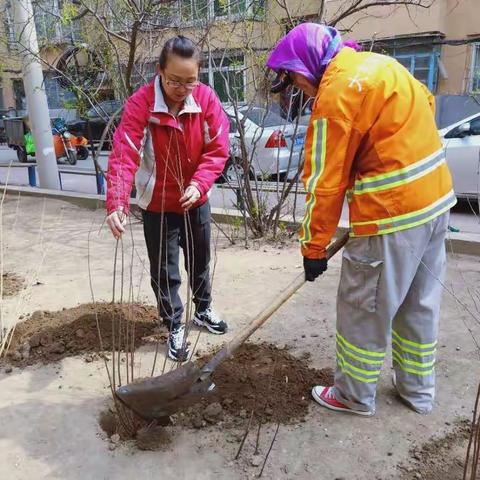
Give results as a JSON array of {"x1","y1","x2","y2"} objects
[{"x1": 2, "y1": 184, "x2": 479, "y2": 257}]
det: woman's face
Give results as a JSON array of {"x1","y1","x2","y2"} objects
[
  {"x1": 289, "y1": 72, "x2": 318, "y2": 98},
  {"x1": 158, "y1": 54, "x2": 199, "y2": 103}
]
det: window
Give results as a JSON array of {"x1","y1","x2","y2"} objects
[
  {"x1": 131, "y1": 62, "x2": 157, "y2": 89},
  {"x1": 34, "y1": 0, "x2": 60, "y2": 41},
  {"x1": 201, "y1": 53, "x2": 245, "y2": 103},
  {"x1": 4, "y1": 2, "x2": 17, "y2": 52},
  {"x1": 33, "y1": 0, "x2": 82, "y2": 43},
  {"x1": 240, "y1": 107, "x2": 285, "y2": 127},
  {"x1": 371, "y1": 37, "x2": 441, "y2": 92},
  {"x1": 43, "y1": 72, "x2": 76, "y2": 109},
  {"x1": 470, "y1": 43, "x2": 480, "y2": 93},
  {"x1": 178, "y1": 0, "x2": 263, "y2": 22},
  {"x1": 87, "y1": 100, "x2": 123, "y2": 119},
  {"x1": 214, "y1": 0, "x2": 248, "y2": 18},
  {"x1": 395, "y1": 53, "x2": 438, "y2": 91},
  {"x1": 13, "y1": 80, "x2": 26, "y2": 111},
  {"x1": 471, "y1": 116, "x2": 480, "y2": 136},
  {"x1": 180, "y1": 0, "x2": 209, "y2": 22}
]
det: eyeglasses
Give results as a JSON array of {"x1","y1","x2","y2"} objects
[{"x1": 164, "y1": 78, "x2": 200, "y2": 91}]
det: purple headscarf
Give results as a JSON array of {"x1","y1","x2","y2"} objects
[{"x1": 266, "y1": 23, "x2": 360, "y2": 86}]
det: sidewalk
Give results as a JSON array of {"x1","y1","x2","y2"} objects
[{"x1": 1, "y1": 183, "x2": 479, "y2": 256}]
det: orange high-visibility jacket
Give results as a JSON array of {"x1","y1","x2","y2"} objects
[{"x1": 300, "y1": 48, "x2": 456, "y2": 259}]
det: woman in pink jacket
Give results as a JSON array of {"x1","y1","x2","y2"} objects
[{"x1": 106, "y1": 36, "x2": 229, "y2": 362}]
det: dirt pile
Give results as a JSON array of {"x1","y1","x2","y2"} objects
[
  {"x1": 2, "y1": 273, "x2": 24, "y2": 297},
  {"x1": 5, "y1": 302, "x2": 160, "y2": 366},
  {"x1": 192, "y1": 342, "x2": 334, "y2": 425},
  {"x1": 397, "y1": 419, "x2": 470, "y2": 480},
  {"x1": 98, "y1": 342, "x2": 333, "y2": 450},
  {"x1": 99, "y1": 406, "x2": 172, "y2": 451}
]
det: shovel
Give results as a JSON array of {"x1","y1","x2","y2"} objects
[{"x1": 116, "y1": 233, "x2": 349, "y2": 420}]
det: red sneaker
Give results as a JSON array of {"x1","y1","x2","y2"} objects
[{"x1": 311, "y1": 386, "x2": 374, "y2": 416}]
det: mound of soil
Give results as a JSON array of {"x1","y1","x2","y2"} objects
[
  {"x1": 99, "y1": 406, "x2": 172, "y2": 451},
  {"x1": 2, "y1": 273, "x2": 24, "y2": 297},
  {"x1": 98, "y1": 342, "x2": 333, "y2": 450},
  {"x1": 5, "y1": 303, "x2": 160, "y2": 366},
  {"x1": 192, "y1": 342, "x2": 334, "y2": 425},
  {"x1": 398, "y1": 419, "x2": 470, "y2": 480}
]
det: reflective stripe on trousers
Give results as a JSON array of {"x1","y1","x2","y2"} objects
[{"x1": 334, "y1": 211, "x2": 449, "y2": 414}]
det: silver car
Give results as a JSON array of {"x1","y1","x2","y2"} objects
[
  {"x1": 221, "y1": 106, "x2": 307, "y2": 183},
  {"x1": 440, "y1": 113, "x2": 480, "y2": 200}
]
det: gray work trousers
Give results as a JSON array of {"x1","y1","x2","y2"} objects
[{"x1": 333, "y1": 212, "x2": 449, "y2": 414}]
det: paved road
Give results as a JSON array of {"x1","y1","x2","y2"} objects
[{"x1": 0, "y1": 145, "x2": 478, "y2": 236}]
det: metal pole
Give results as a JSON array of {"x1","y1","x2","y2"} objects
[
  {"x1": 87, "y1": 119, "x2": 104, "y2": 194},
  {"x1": 11, "y1": 0, "x2": 60, "y2": 189}
]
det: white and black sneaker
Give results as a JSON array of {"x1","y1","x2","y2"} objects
[
  {"x1": 193, "y1": 307, "x2": 227, "y2": 335},
  {"x1": 167, "y1": 324, "x2": 190, "y2": 362}
]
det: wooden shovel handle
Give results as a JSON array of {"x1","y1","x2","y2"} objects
[{"x1": 200, "y1": 232, "x2": 349, "y2": 380}]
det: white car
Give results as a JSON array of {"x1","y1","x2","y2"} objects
[
  {"x1": 221, "y1": 106, "x2": 307, "y2": 183},
  {"x1": 439, "y1": 113, "x2": 480, "y2": 200}
]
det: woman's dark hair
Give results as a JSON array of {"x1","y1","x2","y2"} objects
[{"x1": 159, "y1": 35, "x2": 202, "y2": 69}]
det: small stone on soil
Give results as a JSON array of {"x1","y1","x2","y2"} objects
[
  {"x1": 110, "y1": 433, "x2": 120, "y2": 444},
  {"x1": 12, "y1": 351, "x2": 23, "y2": 362},
  {"x1": 29, "y1": 333, "x2": 41, "y2": 348},
  {"x1": 192, "y1": 415, "x2": 203, "y2": 429},
  {"x1": 251, "y1": 455, "x2": 263, "y2": 467},
  {"x1": 49, "y1": 342, "x2": 66, "y2": 354},
  {"x1": 136, "y1": 426, "x2": 171, "y2": 451},
  {"x1": 75, "y1": 329, "x2": 85, "y2": 338},
  {"x1": 4, "y1": 366, "x2": 12, "y2": 374},
  {"x1": 203, "y1": 402, "x2": 224, "y2": 424},
  {"x1": 40, "y1": 335, "x2": 51, "y2": 347}
]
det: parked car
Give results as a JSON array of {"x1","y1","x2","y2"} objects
[
  {"x1": 439, "y1": 113, "x2": 480, "y2": 200},
  {"x1": 67, "y1": 100, "x2": 123, "y2": 148},
  {"x1": 221, "y1": 105, "x2": 307, "y2": 183}
]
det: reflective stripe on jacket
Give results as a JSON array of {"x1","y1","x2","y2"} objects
[{"x1": 300, "y1": 48, "x2": 455, "y2": 259}]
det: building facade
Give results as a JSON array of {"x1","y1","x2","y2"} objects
[{"x1": 0, "y1": 0, "x2": 479, "y2": 112}]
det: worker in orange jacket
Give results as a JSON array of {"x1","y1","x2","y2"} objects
[{"x1": 267, "y1": 23, "x2": 455, "y2": 416}]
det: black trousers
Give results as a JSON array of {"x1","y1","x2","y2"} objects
[{"x1": 142, "y1": 202, "x2": 212, "y2": 329}]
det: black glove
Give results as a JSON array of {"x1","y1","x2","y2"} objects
[{"x1": 303, "y1": 257, "x2": 327, "y2": 282}]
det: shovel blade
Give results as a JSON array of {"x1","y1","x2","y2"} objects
[{"x1": 115, "y1": 361, "x2": 213, "y2": 420}]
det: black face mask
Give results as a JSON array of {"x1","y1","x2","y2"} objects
[{"x1": 270, "y1": 70, "x2": 292, "y2": 94}]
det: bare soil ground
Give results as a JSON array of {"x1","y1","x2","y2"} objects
[
  {"x1": 0, "y1": 195, "x2": 479, "y2": 480},
  {"x1": 397, "y1": 419, "x2": 470, "y2": 480},
  {"x1": 3, "y1": 303, "x2": 159, "y2": 365},
  {"x1": 2, "y1": 272, "x2": 24, "y2": 297}
]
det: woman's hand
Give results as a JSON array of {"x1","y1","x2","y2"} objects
[
  {"x1": 106, "y1": 207, "x2": 127, "y2": 239},
  {"x1": 180, "y1": 185, "x2": 201, "y2": 210}
]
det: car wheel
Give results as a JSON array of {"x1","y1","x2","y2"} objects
[
  {"x1": 16, "y1": 146, "x2": 28, "y2": 163},
  {"x1": 218, "y1": 158, "x2": 252, "y2": 184}
]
